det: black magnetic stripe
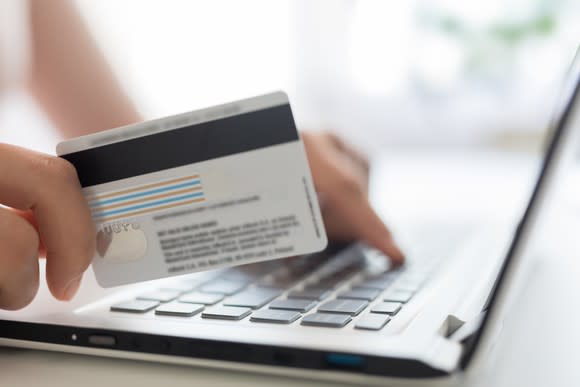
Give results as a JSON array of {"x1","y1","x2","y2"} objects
[{"x1": 61, "y1": 104, "x2": 299, "y2": 187}]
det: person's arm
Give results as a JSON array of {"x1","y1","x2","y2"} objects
[
  {"x1": 27, "y1": 0, "x2": 140, "y2": 138},
  {"x1": 302, "y1": 132, "x2": 404, "y2": 264},
  {"x1": 24, "y1": 0, "x2": 403, "y2": 271}
]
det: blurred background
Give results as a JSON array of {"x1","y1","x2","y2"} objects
[{"x1": 0, "y1": 0, "x2": 579, "y2": 155}]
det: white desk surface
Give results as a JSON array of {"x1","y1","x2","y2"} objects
[{"x1": 1, "y1": 151, "x2": 579, "y2": 387}]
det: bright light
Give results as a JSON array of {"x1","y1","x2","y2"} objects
[
  {"x1": 76, "y1": 0, "x2": 292, "y2": 119},
  {"x1": 348, "y1": 0, "x2": 413, "y2": 96},
  {"x1": 414, "y1": 35, "x2": 463, "y2": 90}
]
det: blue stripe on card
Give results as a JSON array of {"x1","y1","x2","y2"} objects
[
  {"x1": 89, "y1": 180, "x2": 201, "y2": 207},
  {"x1": 92, "y1": 192, "x2": 205, "y2": 218}
]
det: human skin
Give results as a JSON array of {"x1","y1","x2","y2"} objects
[{"x1": 0, "y1": 0, "x2": 403, "y2": 310}]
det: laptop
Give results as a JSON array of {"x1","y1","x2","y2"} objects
[{"x1": 0, "y1": 50, "x2": 578, "y2": 385}]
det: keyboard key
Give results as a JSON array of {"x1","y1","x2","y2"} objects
[
  {"x1": 137, "y1": 290, "x2": 180, "y2": 303},
  {"x1": 402, "y1": 272, "x2": 428, "y2": 282},
  {"x1": 371, "y1": 302, "x2": 402, "y2": 315},
  {"x1": 269, "y1": 299, "x2": 317, "y2": 313},
  {"x1": 180, "y1": 276, "x2": 213, "y2": 289},
  {"x1": 393, "y1": 284, "x2": 420, "y2": 293},
  {"x1": 161, "y1": 283, "x2": 196, "y2": 293},
  {"x1": 286, "y1": 253, "x2": 330, "y2": 275},
  {"x1": 155, "y1": 302, "x2": 204, "y2": 317},
  {"x1": 310, "y1": 271, "x2": 356, "y2": 291},
  {"x1": 233, "y1": 260, "x2": 281, "y2": 282},
  {"x1": 382, "y1": 268, "x2": 405, "y2": 277},
  {"x1": 221, "y1": 271, "x2": 259, "y2": 284},
  {"x1": 179, "y1": 292, "x2": 224, "y2": 305},
  {"x1": 259, "y1": 267, "x2": 305, "y2": 287},
  {"x1": 288, "y1": 288, "x2": 331, "y2": 301},
  {"x1": 226, "y1": 262, "x2": 278, "y2": 281},
  {"x1": 315, "y1": 266, "x2": 361, "y2": 289},
  {"x1": 250, "y1": 309, "x2": 301, "y2": 324},
  {"x1": 223, "y1": 287, "x2": 282, "y2": 309},
  {"x1": 338, "y1": 288, "x2": 380, "y2": 301},
  {"x1": 301, "y1": 313, "x2": 351, "y2": 327},
  {"x1": 201, "y1": 306, "x2": 251, "y2": 320},
  {"x1": 384, "y1": 290, "x2": 414, "y2": 303},
  {"x1": 355, "y1": 314, "x2": 391, "y2": 330},
  {"x1": 110, "y1": 300, "x2": 159, "y2": 313},
  {"x1": 314, "y1": 276, "x2": 348, "y2": 290},
  {"x1": 318, "y1": 299, "x2": 368, "y2": 316},
  {"x1": 356, "y1": 277, "x2": 393, "y2": 291},
  {"x1": 199, "y1": 280, "x2": 247, "y2": 295},
  {"x1": 392, "y1": 279, "x2": 422, "y2": 292}
]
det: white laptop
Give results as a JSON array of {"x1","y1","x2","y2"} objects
[{"x1": 0, "y1": 50, "x2": 578, "y2": 385}]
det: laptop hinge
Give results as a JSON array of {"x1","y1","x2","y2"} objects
[
  {"x1": 452, "y1": 312, "x2": 487, "y2": 369},
  {"x1": 450, "y1": 313, "x2": 485, "y2": 343},
  {"x1": 440, "y1": 314, "x2": 466, "y2": 338}
]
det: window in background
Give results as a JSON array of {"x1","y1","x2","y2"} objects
[
  {"x1": 78, "y1": 0, "x2": 579, "y2": 152},
  {"x1": 294, "y1": 0, "x2": 580, "y2": 152},
  {"x1": 77, "y1": 0, "x2": 293, "y2": 118}
]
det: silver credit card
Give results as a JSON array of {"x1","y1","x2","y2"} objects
[{"x1": 57, "y1": 92, "x2": 327, "y2": 287}]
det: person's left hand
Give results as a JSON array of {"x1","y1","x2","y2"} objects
[{"x1": 301, "y1": 131, "x2": 404, "y2": 265}]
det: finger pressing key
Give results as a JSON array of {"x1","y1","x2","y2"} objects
[{"x1": 329, "y1": 181, "x2": 405, "y2": 265}]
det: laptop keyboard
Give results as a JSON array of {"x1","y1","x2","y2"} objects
[{"x1": 110, "y1": 243, "x2": 441, "y2": 330}]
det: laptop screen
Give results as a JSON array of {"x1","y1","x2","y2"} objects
[{"x1": 461, "y1": 47, "x2": 580, "y2": 369}]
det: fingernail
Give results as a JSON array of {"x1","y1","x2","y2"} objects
[
  {"x1": 396, "y1": 246, "x2": 406, "y2": 261},
  {"x1": 63, "y1": 275, "x2": 82, "y2": 300},
  {"x1": 388, "y1": 245, "x2": 405, "y2": 266}
]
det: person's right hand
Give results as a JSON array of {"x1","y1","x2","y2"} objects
[
  {"x1": 0, "y1": 143, "x2": 95, "y2": 310},
  {"x1": 302, "y1": 132, "x2": 404, "y2": 265}
]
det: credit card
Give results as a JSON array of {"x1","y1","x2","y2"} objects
[{"x1": 57, "y1": 92, "x2": 327, "y2": 287}]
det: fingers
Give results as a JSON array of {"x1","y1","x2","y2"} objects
[
  {"x1": 0, "y1": 208, "x2": 40, "y2": 310},
  {"x1": 0, "y1": 144, "x2": 95, "y2": 300},
  {"x1": 329, "y1": 179, "x2": 405, "y2": 265},
  {"x1": 302, "y1": 132, "x2": 404, "y2": 265},
  {"x1": 325, "y1": 132, "x2": 370, "y2": 182},
  {"x1": 14, "y1": 209, "x2": 47, "y2": 257}
]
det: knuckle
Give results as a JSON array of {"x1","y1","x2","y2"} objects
[
  {"x1": 0, "y1": 213, "x2": 40, "y2": 310},
  {"x1": 335, "y1": 172, "x2": 363, "y2": 195},
  {"x1": 323, "y1": 131, "x2": 338, "y2": 141},
  {"x1": 32, "y1": 154, "x2": 79, "y2": 185},
  {"x1": 0, "y1": 212, "x2": 39, "y2": 262},
  {"x1": 323, "y1": 131, "x2": 342, "y2": 146},
  {"x1": 301, "y1": 132, "x2": 317, "y2": 149}
]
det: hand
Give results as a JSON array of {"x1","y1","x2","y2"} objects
[
  {"x1": 0, "y1": 144, "x2": 95, "y2": 310},
  {"x1": 301, "y1": 132, "x2": 404, "y2": 265}
]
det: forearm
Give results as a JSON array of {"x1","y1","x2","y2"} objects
[{"x1": 26, "y1": 0, "x2": 140, "y2": 138}]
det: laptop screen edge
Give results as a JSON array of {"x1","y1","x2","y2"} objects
[{"x1": 460, "y1": 47, "x2": 580, "y2": 370}]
